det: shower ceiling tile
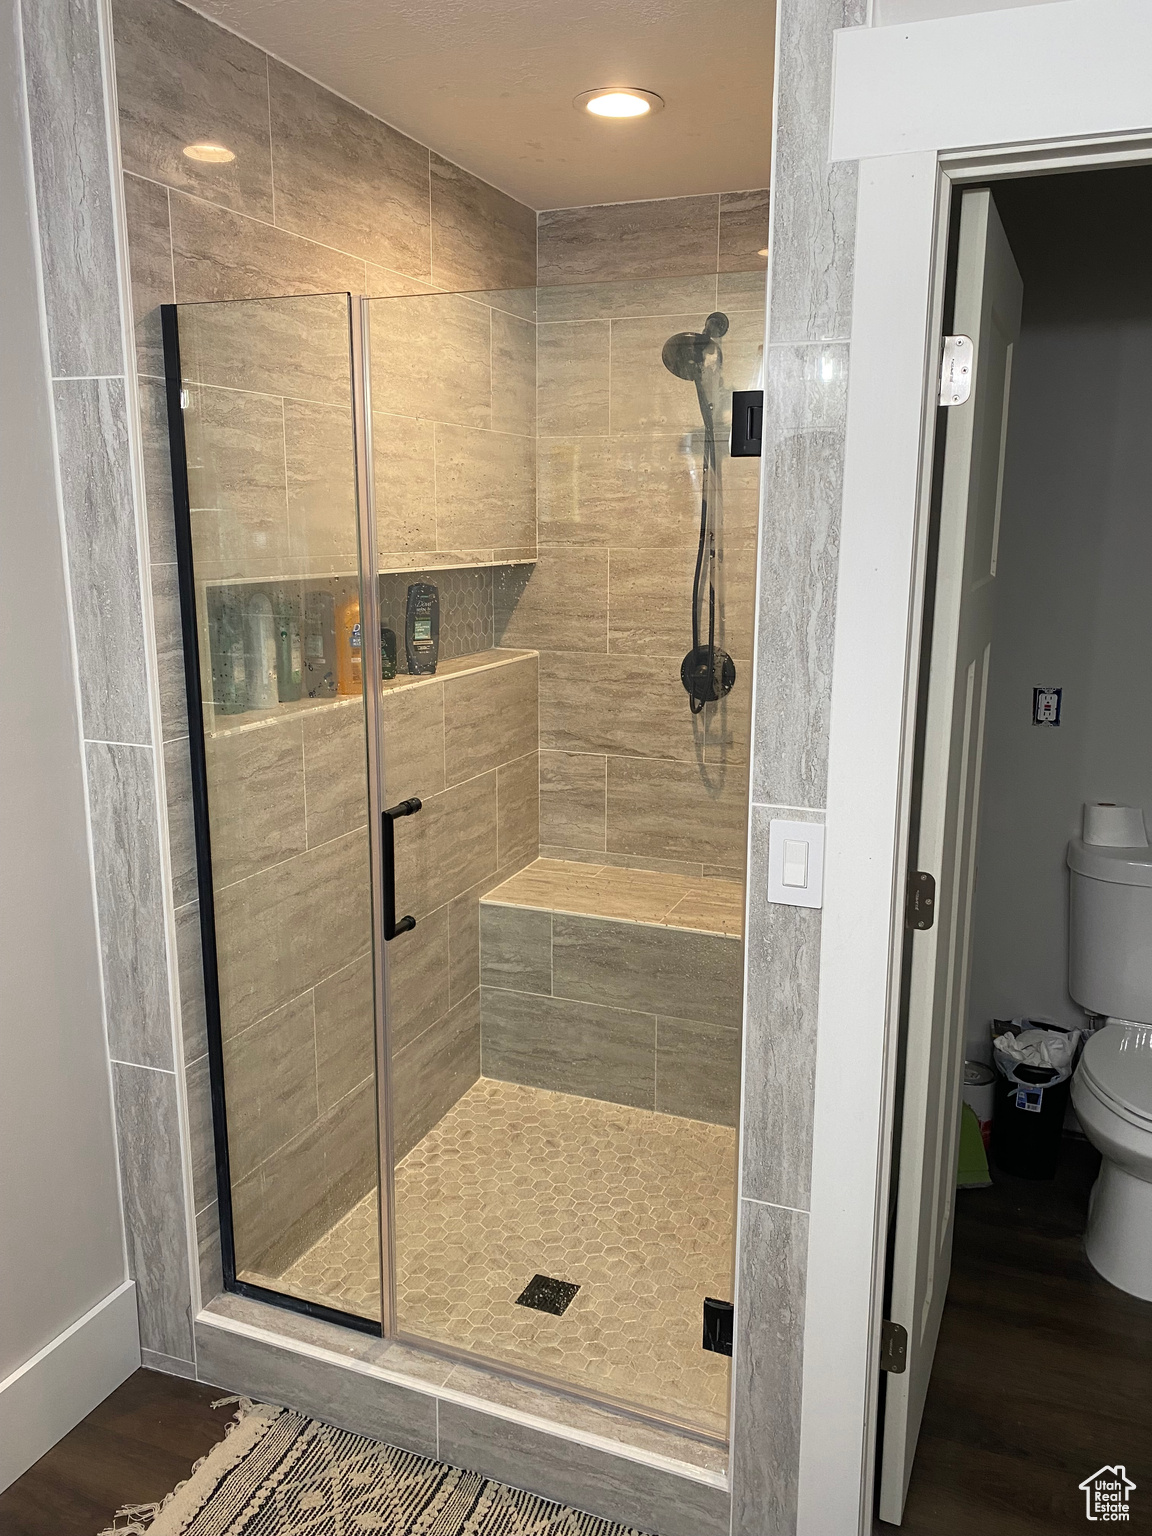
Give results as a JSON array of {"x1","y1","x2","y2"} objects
[
  {"x1": 268, "y1": 59, "x2": 432, "y2": 278},
  {"x1": 430, "y1": 153, "x2": 536, "y2": 292}
]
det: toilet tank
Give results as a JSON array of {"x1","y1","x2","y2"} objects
[{"x1": 1068, "y1": 839, "x2": 1152, "y2": 1022}]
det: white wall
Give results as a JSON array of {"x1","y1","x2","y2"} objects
[
  {"x1": 0, "y1": 0, "x2": 133, "y2": 1448},
  {"x1": 968, "y1": 179, "x2": 1152, "y2": 1046},
  {"x1": 871, "y1": 0, "x2": 1060, "y2": 25}
]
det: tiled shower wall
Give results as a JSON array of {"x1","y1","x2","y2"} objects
[
  {"x1": 110, "y1": 0, "x2": 539, "y2": 1312},
  {"x1": 497, "y1": 195, "x2": 769, "y2": 880}
]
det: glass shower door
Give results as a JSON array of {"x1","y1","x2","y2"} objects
[{"x1": 166, "y1": 292, "x2": 383, "y2": 1327}]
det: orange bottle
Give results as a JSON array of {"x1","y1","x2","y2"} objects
[{"x1": 335, "y1": 594, "x2": 362, "y2": 696}]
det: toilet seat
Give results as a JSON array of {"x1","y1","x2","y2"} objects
[{"x1": 1077, "y1": 1022, "x2": 1152, "y2": 1131}]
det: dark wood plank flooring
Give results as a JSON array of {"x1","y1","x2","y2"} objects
[
  {"x1": 2, "y1": 1145, "x2": 1148, "y2": 1535},
  {"x1": 895, "y1": 1137, "x2": 1152, "y2": 1534},
  {"x1": 0, "y1": 1369, "x2": 231, "y2": 1536}
]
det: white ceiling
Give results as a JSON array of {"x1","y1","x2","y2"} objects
[{"x1": 186, "y1": 0, "x2": 775, "y2": 210}]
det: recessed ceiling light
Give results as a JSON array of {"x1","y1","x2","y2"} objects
[
  {"x1": 574, "y1": 88, "x2": 664, "y2": 119},
  {"x1": 183, "y1": 142, "x2": 235, "y2": 163}
]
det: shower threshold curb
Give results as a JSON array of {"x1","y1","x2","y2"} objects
[{"x1": 193, "y1": 1294, "x2": 730, "y2": 1536}]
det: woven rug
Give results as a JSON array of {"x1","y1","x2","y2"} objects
[{"x1": 100, "y1": 1398, "x2": 648, "y2": 1536}]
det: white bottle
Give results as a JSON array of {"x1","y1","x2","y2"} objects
[{"x1": 244, "y1": 592, "x2": 278, "y2": 709}]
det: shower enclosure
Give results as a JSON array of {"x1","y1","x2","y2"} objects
[{"x1": 164, "y1": 269, "x2": 766, "y2": 1440}]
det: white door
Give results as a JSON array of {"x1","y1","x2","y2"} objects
[{"x1": 877, "y1": 186, "x2": 1022, "y2": 1525}]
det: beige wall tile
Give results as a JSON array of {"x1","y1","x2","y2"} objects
[
  {"x1": 369, "y1": 293, "x2": 490, "y2": 429},
  {"x1": 215, "y1": 830, "x2": 371, "y2": 1038},
  {"x1": 393, "y1": 771, "x2": 498, "y2": 919},
  {"x1": 435, "y1": 424, "x2": 535, "y2": 554},
  {"x1": 222, "y1": 991, "x2": 318, "y2": 1181},
  {"x1": 611, "y1": 309, "x2": 767, "y2": 437},
  {"x1": 284, "y1": 399, "x2": 360, "y2": 565},
  {"x1": 537, "y1": 274, "x2": 718, "y2": 325},
  {"x1": 392, "y1": 989, "x2": 480, "y2": 1159},
  {"x1": 480, "y1": 988, "x2": 655, "y2": 1109},
  {"x1": 314, "y1": 952, "x2": 375, "y2": 1113},
  {"x1": 491, "y1": 310, "x2": 536, "y2": 440},
  {"x1": 139, "y1": 378, "x2": 176, "y2": 565},
  {"x1": 495, "y1": 547, "x2": 608, "y2": 654},
  {"x1": 717, "y1": 269, "x2": 769, "y2": 315},
  {"x1": 539, "y1": 751, "x2": 605, "y2": 851},
  {"x1": 609, "y1": 545, "x2": 757, "y2": 662},
  {"x1": 268, "y1": 60, "x2": 430, "y2": 278},
  {"x1": 552, "y1": 913, "x2": 742, "y2": 1028},
  {"x1": 372, "y1": 414, "x2": 438, "y2": 560},
  {"x1": 184, "y1": 386, "x2": 290, "y2": 575},
  {"x1": 388, "y1": 903, "x2": 450, "y2": 1054},
  {"x1": 537, "y1": 322, "x2": 610, "y2": 435},
  {"x1": 170, "y1": 191, "x2": 365, "y2": 304},
  {"x1": 179, "y1": 293, "x2": 353, "y2": 408},
  {"x1": 302, "y1": 703, "x2": 372, "y2": 847},
  {"x1": 122, "y1": 173, "x2": 172, "y2": 379},
  {"x1": 380, "y1": 680, "x2": 446, "y2": 803},
  {"x1": 112, "y1": 0, "x2": 273, "y2": 219},
  {"x1": 443, "y1": 655, "x2": 537, "y2": 786},
  {"x1": 497, "y1": 750, "x2": 539, "y2": 870},
  {"x1": 718, "y1": 190, "x2": 771, "y2": 273},
  {"x1": 537, "y1": 197, "x2": 720, "y2": 286},
  {"x1": 537, "y1": 434, "x2": 711, "y2": 548},
  {"x1": 430, "y1": 153, "x2": 535, "y2": 292},
  {"x1": 606, "y1": 756, "x2": 748, "y2": 870},
  {"x1": 480, "y1": 905, "x2": 551, "y2": 995},
  {"x1": 539, "y1": 653, "x2": 697, "y2": 761},
  {"x1": 448, "y1": 887, "x2": 480, "y2": 1009},
  {"x1": 206, "y1": 718, "x2": 306, "y2": 887},
  {"x1": 656, "y1": 1017, "x2": 741, "y2": 1126}
]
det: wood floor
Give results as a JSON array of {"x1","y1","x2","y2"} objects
[{"x1": 1, "y1": 1138, "x2": 1148, "y2": 1536}]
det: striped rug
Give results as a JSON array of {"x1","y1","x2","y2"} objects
[{"x1": 101, "y1": 1399, "x2": 649, "y2": 1536}]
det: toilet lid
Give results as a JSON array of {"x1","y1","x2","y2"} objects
[{"x1": 1079, "y1": 1022, "x2": 1152, "y2": 1125}]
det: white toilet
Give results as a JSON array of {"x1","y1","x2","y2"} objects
[{"x1": 1068, "y1": 828, "x2": 1152, "y2": 1302}]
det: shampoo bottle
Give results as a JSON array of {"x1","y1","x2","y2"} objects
[
  {"x1": 303, "y1": 590, "x2": 337, "y2": 698},
  {"x1": 336, "y1": 593, "x2": 362, "y2": 696},
  {"x1": 244, "y1": 591, "x2": 278, "y2": 710},
  {"x1": 209, "y1": 588, "x2": 247, "y2": 714}
]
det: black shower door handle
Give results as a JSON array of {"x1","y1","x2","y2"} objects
[{"x1": 382, "y1": 798, "x2": 422, "y2": 940}]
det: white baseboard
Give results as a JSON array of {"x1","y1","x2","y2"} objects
[{"x1": 0, "y1": 1280, "x2": 141, "y2": 1492}]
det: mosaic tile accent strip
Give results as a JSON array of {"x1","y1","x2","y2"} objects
[{"x1": 279, "y1": 1078, "x2": 736, "y2": 1435}]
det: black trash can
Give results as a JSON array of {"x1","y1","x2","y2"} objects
[{"x1": 990, "y1": 1063, "x2": 1071, "y2": 1179}]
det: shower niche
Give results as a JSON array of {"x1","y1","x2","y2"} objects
[{"x1": 165, "y1": 270, "x2": 766, "y2": 1441}]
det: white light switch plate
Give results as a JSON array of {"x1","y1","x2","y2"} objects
[{"x1": 767, "y1": 819, "x2": 825, "y2": 908}]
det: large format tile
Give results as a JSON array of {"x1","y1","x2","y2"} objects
[
  {"x1": 314, "y1": 951, "x2": 374, "y2": 1112},
  {"x1": 434, "y1": 424, "x2": 535, "y2": 554},
  {"x1": 437, "y1": 1397, "x2": 729, "y2": 1536},
  {"x1": 610, "y1": 308, "x2": 766, "y2": 436},
  {"x1": 740, "y1": 807, "x2": 823, "y2": 1209},
  {"x1": 22, "y1": 0, "x2": 122, "y2": 377},
  {"x1": 479, "y1": 904, "x2": 551, "y2": 995},
  {"x1": 448, "y1": 881, "x2": 483, "y2": 1008},
  {"x1": 175, "y1": 900, "x2": 207, "y2": 1066},
  {"x1": 481, "y1": 988, "x2": 655, "y2": 1108},
  {"x1": 537, "y1": 197, "x2": 720, "y2": 286},
  {"x1": 186, "y1": 1051, "x2": 215, "y2": 1213},
  {"x1": 552, "y1": 912, "x2": 742, "y2": 1029},
  {"x1": 206, "y1": 718, "x2": 307, "y2": 886},
  {"x1": 539, "y1": 653, "x2": 696, "y2": 761},
  {"x1": 719, "y1": 188, "x2": 771, "y2": 273},
  {"x1": 214, "y1": 830, "x2": 371, "y2": 1037},
  {"x1": 284, "y1": 399, "x2": 360, "y2": 563},
  {"x1": 301, "y1": 704, "x2": 371, "y2": 848},
  {"x1": 372, "y1": 414, "x2": 438, "y2": 558},
  {"x1": 162, "y1": 735, "x2": 197, "y2": 910},
  {"x1": 606, "y1": 754, "x2": 748, "y2": 870},
  {"x1": 391, "y1": 988, "x2": 480, "y2": 1158},
  {"x1": 223, "y1": 991, "x2": 319, "y2": 1181},
  {"x1": 380, "y1": 680, "x2": 445, "y2": 802},
  {"x1": 112, "y1": 0, "x2": 273, "y2": 219},
  {"x1": 495, "y1": 547, "x2": 608, "y2": 654},
  {"x1": 139, "y1": 377, "x2": 176, "y2": 565},
  {"x1": 184, "y1": 385, "x2": 291, "y2": 576},
  {"x1": 730, "y1": 1200, "x2": 809, "y2": 1536},
  {"x1": 393, "y1": 770, "x2": 498, "y2": 919},
  {"x1": 430, "y1": 153, "x2": 535, "y2": 292},
  {"x1": 370, "y1": 293, "x2": 490, "y2": 428},
  {"x1": 387, "y1": 902, "x2": 450, "y2": 1054},
  {"x1": 536, "y1": 273, "x2": 719, "y2": 325},
  {"x1": 170, "y1": 191, "x2": 365, "y2": 303},
  {"x1": 539, "y1": 750, "x2": 606, "y2": 852},
  {"x1": 122, "y1": 173, "x2": 173, "y2": 380},
  {"x1": 268, "y1": 60, "x2": 430, "y2": 278},
  {"x1": 537, "y1": 321, "x2": 610, "y2": 435},
  {"x1": 179, "y1": 293, "x2": 353, "y2": 408},
  {"x1": 656, "y1": 1016, "x2": 741, "y2": 1127},
  {"x1": 112, "y1": 1062, "x2": 194, "y2": 1364},
  {"x1": 197, "y1": 1200, "x2": 223, "y2": 1302},
  {"x1": 752, "y1": 342, "x2": 848, "y2": 809},
  {"x1": 537, "y1": 432, "x2": 714, "y2": 548},
  {"x1": 497, "y1": 750, "x2": 539, "y2": 870},
  {"x1": 87, "y1": 741, "x2": 172, "y2": 1070},
  {"x1": 149, "y1": 562, "x2": 188, "y2": 743},
  {"x1": 490, "y1": 309, "x2": 536, "y2": 440},
  {"x1": 443, "y1": 655, "x2": 537, "y2": 785},
  {"x1": 766, "y1": 0, "x2": 861, "y2": 346},
  {"x1": 54, "y1": 379, "x2": 152, "y2": 744},
  {"x1": 610, "y1": 542, "x2": 758, "y2": 662}
]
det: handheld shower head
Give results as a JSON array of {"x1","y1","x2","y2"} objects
[{"x1": 661, "y1": 311, "x2": 730, "y2": 382}]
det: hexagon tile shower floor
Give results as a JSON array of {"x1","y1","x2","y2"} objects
[{"x1": 278, "y1": 1079, "x2": 736, "y2": 1435}]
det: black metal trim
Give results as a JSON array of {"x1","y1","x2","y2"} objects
[{"x1": 160, "y1": 304, "x2": 383, "y2": 1340}]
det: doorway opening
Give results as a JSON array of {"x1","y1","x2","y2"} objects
[{"x1": 878, "y1": 166, "x2": 1152, "y2": 1529}]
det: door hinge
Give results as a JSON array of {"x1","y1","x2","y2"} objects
[
  {"x1": 880, "y1": 1319, "x2": 908, "y2": 1373},
  {"x1": 906, "y1": 870, "x2": 936, "y2": 930},
  {"x1": 939, "y1": 334, "x2": 974, "y2": 406}
]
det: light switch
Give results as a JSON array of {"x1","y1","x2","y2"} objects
[{"x1": 767, "y1": 819, "x2": 825, "y2": 909}]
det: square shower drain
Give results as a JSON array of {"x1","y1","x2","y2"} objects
[{"x1": 515, "y1": 1274, "x2": 580, "y2": 1315}]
